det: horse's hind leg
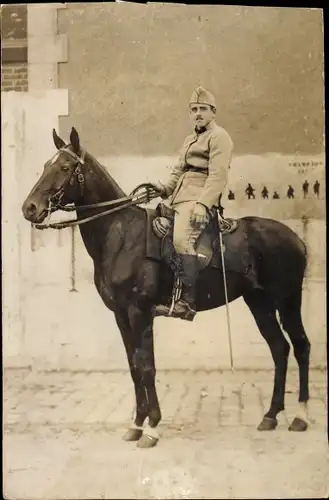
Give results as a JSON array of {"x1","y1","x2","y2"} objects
[
  {"x1": 278, "y1": 290, "x2": 311, "y2": 431},
  {"x1": 244, "y1": 291, "x2": 290, "y2": 431}
]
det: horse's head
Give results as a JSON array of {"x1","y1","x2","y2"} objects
[{"x1": 22, "y1": 127, "x2": 85, "y2": 223}]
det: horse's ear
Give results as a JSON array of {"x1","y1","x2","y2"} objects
[
  {"x1": 52, "y1": 128, "x2": 65, "y2": 150},
  {"x1": 70, "y1": 127, "x2": 81, "y2": 155}
]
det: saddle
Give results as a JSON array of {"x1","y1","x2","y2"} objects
[{"x1": 146, "y1": 203, "x2": 239, "y2": 270}]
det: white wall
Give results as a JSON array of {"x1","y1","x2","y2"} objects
[{"x1": 2, "y1": 91, "x2": 68, "y2": 366}]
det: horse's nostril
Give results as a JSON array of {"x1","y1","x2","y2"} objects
[{"x1": 26, "y1": 202, "x2": 37, "y2": 215}]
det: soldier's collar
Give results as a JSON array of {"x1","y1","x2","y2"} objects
[
  {"x1": 195, "y1": 126, "x2": 207, "y2": 134},
  {"x1": 194, "y1": 120, "x2": 216, "y2": 135}
]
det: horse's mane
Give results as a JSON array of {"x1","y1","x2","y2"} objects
[{"x1": 84, "y1": 150, "x2": 127, "y2": 198}]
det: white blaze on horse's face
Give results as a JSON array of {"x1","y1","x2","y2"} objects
[
  {"x1": 41, "y1": 150, "x2": 77, "y2": 195},
  {"x1": 50, "y1": 151, "x2": 61, "y2": 165}
]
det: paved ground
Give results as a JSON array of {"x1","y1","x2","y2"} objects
[{"x1": 4, "y1": 368, "x2": 328, "y2": 499}]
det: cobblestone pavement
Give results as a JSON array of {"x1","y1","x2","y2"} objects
[{"x1": 3, "y1": 368, "x2": 328, "y2": 499}]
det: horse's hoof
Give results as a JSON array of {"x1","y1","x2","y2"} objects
[
  {"x1": 122, "y1": 428, "x2": 143, "y2": 441},
  {"x1": 137, "y1": 433, "x2": 159, "y2": 449},
  {"x1": 257, "y1": 416, "x2": 278, "y2": 431},
  {"x1": 288, "y1": 417, "x2": 308, "y2": 432}
]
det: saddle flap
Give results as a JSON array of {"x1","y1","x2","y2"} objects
[
  {"x1": 195, "y1": 216, "x2": 219, "y2": 268},
  {"x1": 195, "y1": 213, "x2": 239, "y2": 268}
]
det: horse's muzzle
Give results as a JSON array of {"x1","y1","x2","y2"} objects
[{"x1": 22, "y1": 200, "x2": 47, "y2": 223}]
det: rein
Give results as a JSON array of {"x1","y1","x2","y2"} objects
[
  {"x1": 33, "y1": 192, "x2": 153, "y2": 230},
  {"x1": 32, "y1": 146, "x2": 158, "y2": 230}
]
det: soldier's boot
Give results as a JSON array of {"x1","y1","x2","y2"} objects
[{"x1": 168, "y1": 254, "x2": 198, "y2": 321}]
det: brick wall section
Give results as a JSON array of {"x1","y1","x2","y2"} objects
[{"x1": 2, "y1": 63, "x2": 28, "y2": 92}]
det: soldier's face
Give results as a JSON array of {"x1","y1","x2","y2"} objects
[{"x1": 189, "y1": 104, "x2": 215, "y2": 130}]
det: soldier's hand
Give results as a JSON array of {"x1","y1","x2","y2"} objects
[
  {"x1": 191, "y1": 203, "x2": 208, "y2": 226},
  {"x1": 152, "y1": 182, "x2": 167, "y2": 199}
]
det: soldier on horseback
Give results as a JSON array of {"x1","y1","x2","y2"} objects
[{"x1": 154, "y1": 86, "x2": 261, "y2": 321}]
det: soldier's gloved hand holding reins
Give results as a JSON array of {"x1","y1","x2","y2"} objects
[
  {"x1": 152, "y1": 182, "x2": 167, "y2": 199},
  {"x1": 145, "y1": 185, "x2": 158, "y2": 202},
  {"x1": 130, "y1": 183, "x2": 166, "y2": 203}
]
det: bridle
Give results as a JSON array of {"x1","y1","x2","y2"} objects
[
  {"x1": 49, "y1": 146, "x2": 86, "y2": 211},
  {"x1": 33, "y1": 147, "x2": 158, "y2": 231}
]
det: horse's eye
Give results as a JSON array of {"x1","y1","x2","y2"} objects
[{"x1": 61, "y1": 165, "x2": 69, "y2": 172}]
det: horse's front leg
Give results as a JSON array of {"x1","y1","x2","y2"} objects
[
  {"x1": 128, "y1": 302, "x2": 161, "y2": 448},
  {"x1": 114, "y1": 308, "x2": 150, "y2": 442}
]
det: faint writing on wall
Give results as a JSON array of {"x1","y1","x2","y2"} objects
[{"x1": 288, "y1": 160, "x2": 324, "y2": 175}]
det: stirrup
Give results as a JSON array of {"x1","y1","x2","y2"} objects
[
  {"x1": 172, "y1": 300, "x2": 196, "y2": 321},
  {"x1": 154, "y1": 300, "x2": 196, "y2": 321},
  {"x1": 154, "y1": 276, "x2": 182, "y2": 318}
]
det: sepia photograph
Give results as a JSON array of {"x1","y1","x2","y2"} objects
[{"x1": 2, "y1": 2, "x2": 327, "y2": 499}]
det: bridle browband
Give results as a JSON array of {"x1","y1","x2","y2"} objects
[{"x1": 33, "y1": 147, "x2": 158, "y2": 231}]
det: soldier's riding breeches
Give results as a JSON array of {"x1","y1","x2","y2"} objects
[{"x1": 172, "y1": 201, "x2": 208, "y2": 255}]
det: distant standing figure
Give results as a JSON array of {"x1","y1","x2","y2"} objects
[
  {"x1": 245, "y1": 183, "x2": 255, "y2": 199},
  {"x1": 261, "y1": 186, "x2": 269, "y2": 199},
  {"x1": 273, "y1": 191, "x2": 280, "y2": 199},
  {"x1": 228, "y1": 189, "x2": 235, "y2": 200},
  {"x1": 313, "y1": 180, "x2": 320, "y2": 199},
  {"x1": 287, "y1": 185, "x2": 294, "y2": 199},
  {"x1": 302, "y1": 180, "x2": 309, "y2": 199}
]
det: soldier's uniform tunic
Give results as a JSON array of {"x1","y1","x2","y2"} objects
[{"x1": 159, "y1": 101, "x2": 233, "y2": 255}]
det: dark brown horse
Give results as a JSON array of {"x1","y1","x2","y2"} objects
[{"x1": 22, "y1": 127, "x2": 311, "y2": 448}]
